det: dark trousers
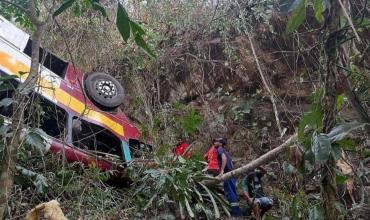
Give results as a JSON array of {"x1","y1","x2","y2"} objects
[{"x1": 224, "y1": 177, "x2": 241, "y2": 216}]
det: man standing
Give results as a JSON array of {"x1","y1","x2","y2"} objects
[
  {"x1": 203, "y1": 139, "x2": 219, "y2": 176},
  {"x1": 242, "y1": 167, "x2": 273, "y2": 219},
  {"x1": 214, "y1": 138, "x2": 241, "y2": 217}
]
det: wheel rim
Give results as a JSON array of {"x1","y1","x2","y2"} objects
[{"x1": 95, "y1": 79, "x2": 118, "y2": 99}]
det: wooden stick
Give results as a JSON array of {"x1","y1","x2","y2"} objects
[
  {"x1": 338, "y1": 0, "x2": 361, "y2": 42},
  {"x1": 247, "y1": 32, "x2": 284, "y2": 137}
]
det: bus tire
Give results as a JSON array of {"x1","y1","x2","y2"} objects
[{"x1": 84, "y1": 72, "x2": 124, "y2": 110}]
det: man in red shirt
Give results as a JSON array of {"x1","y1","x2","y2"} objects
[
  {"x1": 203, "y1": 139, "x2": 219, "y2": 176},
  {"x1": 174, "y1": 138, "x2": 192, "y2": 158}
]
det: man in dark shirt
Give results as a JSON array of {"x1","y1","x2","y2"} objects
[
  {"x1": 242, "y1": 167, "x2": 273, "y2": 219},
  {"x1": 214, "y1": 138, "x2": 241, "y2": 217}
]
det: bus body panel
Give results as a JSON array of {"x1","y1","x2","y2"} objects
[{"x1": 0, "y1": 16, "x2": 145, "y2": 171}]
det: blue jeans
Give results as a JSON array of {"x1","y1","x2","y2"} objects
[
  {"x1": 224, "y1": 177, "x2": 241, "y2": 216},
  {"x1": 256, "y1": 197, "x2": 273, "y2": 211}
]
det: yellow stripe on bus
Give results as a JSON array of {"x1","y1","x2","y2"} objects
[{"x1": 0, "y1": 50, "x2": 124, "y2": 137}]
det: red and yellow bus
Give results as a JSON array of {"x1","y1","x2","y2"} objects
[{"x1": 0, "y1": 16, "x2": 150, "y2": 175}]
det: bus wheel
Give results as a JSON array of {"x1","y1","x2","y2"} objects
[{"x1": 84, "y1": 72, "x2": 124, "y2": 110}]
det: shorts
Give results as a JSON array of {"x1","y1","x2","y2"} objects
[{"x1": 256, "y1": 197, "x2": 273, "y2": 210}]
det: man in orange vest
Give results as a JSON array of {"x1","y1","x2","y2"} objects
[
  {"x1": 203, "y1": 139, "x2": 219, "y2": 176},
  {"x1": 174, "y1": 138, "x2": 192, "y2": 158}
]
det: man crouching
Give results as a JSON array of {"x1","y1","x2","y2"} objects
[{"x1": 242, "y1": 167, "x2": 273, "y2": 219}]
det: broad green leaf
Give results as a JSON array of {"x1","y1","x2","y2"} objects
[
  {"x1": 116, "y1": 3, "x2": 130, "y2": 42},
  {"x1": 282, "y1": 161, "x2": 296, "y2": 175},
  {"x1": 193, "y1": 187, "x2": 204, "y2": 202},
  {"x1": 0, "y1": 98, "x2": 15, "y2": 107},
  {"x1": 184, "y1": 197, "x2": 195, "y2": 218},
  {"x1": 336, "y1": 94, "x2": 345, "y2": 111},
  {"x1": 286, "y1": 0, "x2": 307, "y2": 33},
  {"x1": 179, "y1": 201, "x2": 185, "y2": 219},
  {"x1": 312, "y1": 133, "x2": 331, "y2": 163},
  {"x1": 298, "y1": 106, "x2": 322, "y2": 143},
  {"x1": 337, "y1": 139, "x2": 356, "y2": 151},
  {"x1": 335, "y1": 174, "x2": 348, "y2": 184},
  {"x1": 0, "y1": 125, "x2": 9, "y2": 136},
  {"x1": 210, "y1": 190, "x2": 231, "y2": 217},
  {"x1": 309, "y1": 204, "x2": 325, "y2": 220},
  {"x1": 327, "y1": 121, "x2": 366, "y2": 143},
  {"x1": 130, "y1": 20, "x2": 145, "y2": 35},
  {"x1": 34, "y1": 173, "x2": 48, "y2": 193},
  {"x1": 314, "y1": 0, "x2": 325, "y2": 23},
  {"x1": 53, "y1": 0, "x2": 76, "y2": 17},
  {"x1": 92, "y1": 1, "x2": 107, "y2": 18},
  {"x1": 331, "y1": 143, "x2": 342, "y2": 160},
  {"x1": 134, "y1": 34, "x2": 156, "y2": 58},
  {"x1": 199, "y1": 183, "x2": 220, "y2": 218},
  {"x1": 24, "y1": 129, "x2": 47, "y2": 151}
]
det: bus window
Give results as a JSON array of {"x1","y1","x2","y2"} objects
[
  {"x1": 38, "y1": 97, "x2": 68, "y2": 140},
  {"x1": 0, "y1": 71, "x2": 19, "y2": 117},
  {"x1": 72, "y1": 118, "x2": 123, "y2": 160},
  {"x1": 23, "y1": 40, "x2": 68, "y2": 78},
  {"x1": 129, "y1": 139, "x2": 152, "y2": 158}
]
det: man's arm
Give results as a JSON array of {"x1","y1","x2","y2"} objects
[
  {"x1": 203, "y1": 150, "x2": 209, "y2": 159},
  {"x1": 243, "y1": 191, "x2": 254, "y2": 205},
  {"x1": 258, "y1": 166, "x2": 267, "y2": 174},
  {"x1": 242, "y1": 179, "x2": 254, "y2": 205},
  {"x1": 219, "y1": 153, "x2": 227, "y2": 175}
]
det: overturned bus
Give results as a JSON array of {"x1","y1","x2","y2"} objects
[{"x1": 0, "y1": 16, "x2": 150, "y2": 175}]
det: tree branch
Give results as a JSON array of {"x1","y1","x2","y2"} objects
[{"x1": 0, "y1": 0, "x2": 28, "y2": 13}]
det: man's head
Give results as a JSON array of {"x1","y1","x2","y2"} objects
[
  {"x1": 214, "y1": 138, "x2": 226, "y2": 148},
  {"x1": 178, "y1": 137, "x2": 185, "y2": 143},
  {"x1": 247, "y1": 171, "x2": 256, "y2": 180}
]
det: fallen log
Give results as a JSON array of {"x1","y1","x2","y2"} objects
[{"x1": 215, "y1": 134, "x2": 298, "y2": 182}]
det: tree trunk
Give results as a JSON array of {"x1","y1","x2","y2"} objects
[
  {"x1": 320, "y1": 0, "x2": 342, "y2": 219},
  {"x1": 217, "y1": 134, "x2": 296, "y2": 181},
  {"x1": 0, "y1": 16, "x2": 45, "y2": 220}
]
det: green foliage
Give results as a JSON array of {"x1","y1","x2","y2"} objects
[
  {"x1": 132, "y1": 155, "x2": 229, "y2": 219},
  {"x1": 178, "y1": 108, "x2": 203, "y2": 136},
  {"x1": 53, "y1": 0, "x2": 77, "y2": 17},
  {"x1": 336, "y1": 94, "x2": 345, "y2": 111},
  {"x1": 311, "y1": 132, "x2": 331, "y2": 163},
  {"x1": 16, "y1": 165, "x2": 48, "y2": 194},
  {"x1": 313, "y1": 0, "x2": 325, "y2": 23},
  {"x1": 289, "y1": 190, "x2": 312, "y2": 219},
  {"x1": 0, "y1": 0, "x2": 32, "y2": 28},
  {"x1": 116, "y1": 3, "x2": 155, "y2": 57},
  {"x1": 308, "y1": 122, "x2": 366, "y2": 165},
  {"x1": 285, "y1": 0, "x2": 307, "y2": 33},
  {"x1": 308, "y1": 204, "x2": 325, "y2": 220},
  {"x1": 298, "y1": 90, "x2": 323, "y2": 149},
  {"x1": 0, "y1": 98, "x2": 16, "y2": 107},
  {"x1": 327, "y1": 121, "x2": 366, "y2": 143},
  {"x1": 23, "y1": 128, "x2": 47, "y2": 152},
  {"x1": 282, "y1": 161, "x2": 296, "y2": 175},
  {"x1": 0, "y1": 0, "x2": 155, "y2": 58},
  {"x1": 116, "y1": 3, "x2": 130, "y2": 42},
  {"x1": 231, "y1": 98, "x2": 255, "y2": 121}
]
